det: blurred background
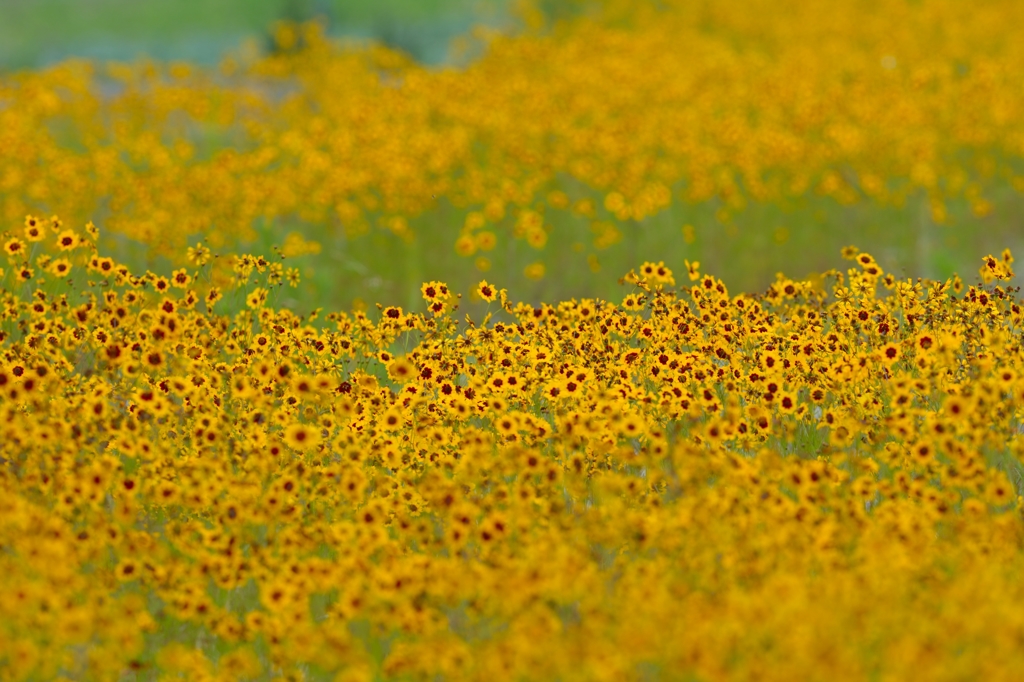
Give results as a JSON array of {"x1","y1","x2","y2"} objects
[
  {"x1": 0, "y1": 0, "x2": 510, "y2": 70},
  {"x1": 2, "y1": 0, "x2": 1022, "y2": 316}
]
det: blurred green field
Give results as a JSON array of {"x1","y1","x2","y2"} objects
[
  {"x1": 249, "y1": 187, "x2": 1024, "y2": 315},
  {"x1": 82, "y1": 115, "x2": 1024, "y2": 313},
  {"x1": 0, "y1": 0, "x2": 509, "y2": 69},
  {"x1": 100, "y1": 179, "x2": 1024, "y2": 321}
]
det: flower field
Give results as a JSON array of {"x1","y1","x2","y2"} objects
[
  {"x1": 3, "y1": 1, "x2": 1024, "y2": 680},
  {"x1": 3, "y1": 0, "x2": 1024, "y2": 307}
]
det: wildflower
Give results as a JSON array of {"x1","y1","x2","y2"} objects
[
  {"x1": 380, "y1": 408, "x2": 403, "y2": 431},
  {"x1": 421, "y1": 282, "x2": 439, "y2": 301},
  {"x1": 186, "y1": 243, "x2": 211, "y2": 266},
  {"x1": 55, "y1": 230, "x2": 77, "y2": 251},
  {"x1": 980, "y1": 254, "x2": 1014, "y2": 282},
  {"x1": 246, "y1": 287, "x2": 268, "y2": 309},
  {"x1": 283, "y1": 423, "x2": 321, "y2": 451},
  {"x1": 476, "y1": 231, "x2": 497, "y2": 251},
  {"x1": 115, "y1": 559, "x2": 140, "y2": 582},
  {"x1": 171, "y1": 268, "x2": 191, "y2": 289},
  {"x1": 455, "y1": 234, "x2": 476, "y2": 257},
  {"x1": 24, "y1": 220, "x2": 45, "y2": 242},
  {"x1": 477, "y1": 280, "x2": 497, "y2": 302},
  {"x1": 48, "y1": 258, "x2": 72, "y2": 276},
  {"x1": 524, "y1": 262, "x2": 545, "y2": 280},
  {"x1": 4, "y1": 237, "x2": 26, "y2": 258},
  {"x1": 388, "y1": 357, "x2": 417, "y2": 383},
  {"x1": 622, "y1": 294, "x2": 645, "y2": 311},
  {"x1": 879, "y1": 343, "x2": 901, "y2": 365}
]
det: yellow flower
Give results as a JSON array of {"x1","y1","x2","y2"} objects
[
  {"x1": 4, "y1": 237, "x2": 26, "y2": 258},
  {"x1": 171, "y1": 268, "x2": 191, "y2": 289},
  {"x1": 878, "y1": 342, "x2": 901, "y2": 366},
  {"x1": 455, "y1": 234, "x2": 476, "y2": 257},
  {"x1": 380, "y1": 407, "x2": 403, "y2": 431},
  {"x1": 475, "y1": 231, "x2": 497, "y2": 251},
  {"x1": 283, "y1": 423, "x2": 321, "y2": 451},
  {"x1": 387, "y1": 357, "x2": 417, "y2": 383},
  {"x1": 477, "y1": 280, "x2": 497, "y2": 302},
  {"x1": 524, "y1": 262, "x2": 545, "y2": 280},
  {"x1": 186, "y1": 243, "x2": 211, "y2": 266},
  {"x1": 421, "y1": 280, "x2": 449, "y2": 303},
  {"x1": 48, "y1": 257, "x2": 72, "y2": 276},
  {"x1": 246, "y1": 287, "x2": 268, "y2": 309},
  {"x1": 55, "y1": 229, "x2": 78, "y2": 251},
  {"x1": 206, "y1": 287, "x2": 223, "y2": 307},
  {"x1": 23, "y1": 220, "x2": 45, "y2": 242}
]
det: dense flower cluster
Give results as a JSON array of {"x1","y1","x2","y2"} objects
[
  {"x1": 1, "y1": 214, "x2": 1022, "y2": 680},
  {"x1": 1, "y1": 0, "x2": 1023, "y2": 262}
]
